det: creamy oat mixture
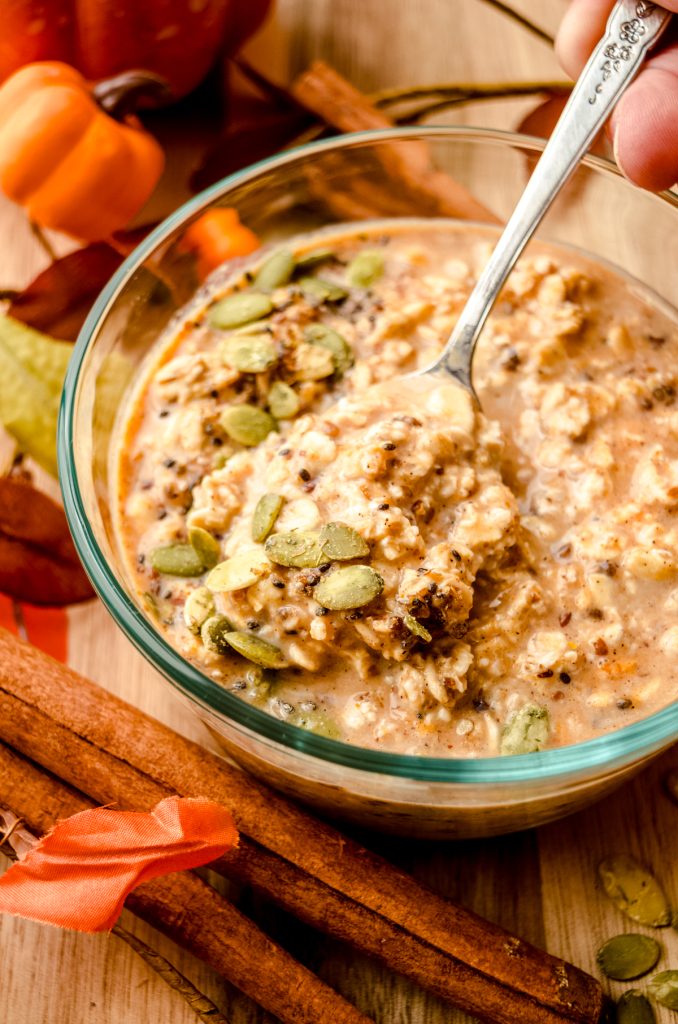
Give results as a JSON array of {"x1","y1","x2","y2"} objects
[{"x1": 114, "y1": 221, "x2": 678, "y2": 756}]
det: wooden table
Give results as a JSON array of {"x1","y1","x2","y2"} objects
[{"x1": 2, "y1": 2, "x2": 678, "y2": 1021}]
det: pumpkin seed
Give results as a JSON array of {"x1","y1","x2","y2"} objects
[
  {"x1": 289, "y1": 707, "x2": 341, "y2": 740},
  {"x1": 319, "y1": 522, "x2": 369, "y2": 560},
  {"x1": 142, "y1": 592, "x2": 160, "y2": 620},
  {"x1": 500, "y1": 703, "x2": 549, "y2": 756},
  {"x1": 220, "y1": 404, "x2": 276, "y2": 446},
  {"x1": 299, "y1": 276, "x2": 348, "y2": 303},
  {"x1": 315, "y1": 565, "x2": 384, "y2": 610},
  {"x1": 233, "y1": 666, "x2": 271, "y2": 703},
  {"x1": 596, "y1": 934, "x2": 661, "y2": 980},
  {"x1": 293, "y1": 342, "x2": 335, "y2": 381},
  {"x1": 598, "y1": 855, "x2": 671, "y2": 927},
  {"x1": 225, "y1": 631, "x2": 288, "y2": 669},
  {"x1": 265, "y1": 530, "x2": 325, "y2": 568},
  {"x1": 206, "y1": 548, "x2": 270, "y2": 592},
  {"x1": 183, "y1": 586, "x2": 216, "y2": 634},
  {"x1": 304, "y1": 324, "x2": 354, "y2": 376},
  {"x1": 150, "y1": 543, "x2": 206, "y2": 577},
  {"x1": 268, "y1": 381, "x2": 300, "y2": 419},
  {"x1": 209, "y1": 291, "x2": 273, "y2": 329},
  {"x1": 254, "y1": 249, "x2": 295, "y2": 291},
  {"x1": 296, "y1": 247, "x2": 335, "y2": 270},
  {"x1": 403, "y1": 612, "x2": 432, "y2": 643},
  {"x1": 649, "y1": 971, "x2": 678, "y2": 1010},
  {"x1": 616, "y1": 991, "x2": 656, "y2": 1024},
  {"x1": 252, "y1": 493, "x2": 285, "y2": 543},
  {"x1": 232, "y1": 320, "x2": 272, "y2": 336},
  {"x1": 201, "y1": 614, "x2": 234, "y2": 655},
  {"x1": 347, "y1": 249, "x2": 384, "y2": 288},
  {"x1": 221, "y1": 334, "x2": 278, "y2": 373},
  {"x1": 188, "y1": 526, "x2": 220, "y2": 569},
  {"x1": 664, "y1": 767, "x2": 678, "y2": 805}
]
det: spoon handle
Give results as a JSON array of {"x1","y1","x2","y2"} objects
[{"x1": 435, "y1": 0, "x2": 671, "y2": 389}]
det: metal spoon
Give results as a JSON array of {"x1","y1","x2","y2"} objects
[{"x1": 425, "y1": 0, "x2": 671, "y2": 395}]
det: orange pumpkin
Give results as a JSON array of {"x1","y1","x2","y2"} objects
[{"x1": 0, "y1": 62, "x2": 165, "y2": 241}]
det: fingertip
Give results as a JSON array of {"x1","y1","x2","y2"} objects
[
  {"x1": 613, "y1": 69, "x2": 678, "y2": 192},
  {"x1": 556, "y1": 0, "x2": 615, "y2": 78}
]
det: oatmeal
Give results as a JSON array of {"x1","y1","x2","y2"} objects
[{"x1": 114, "y1": 221, "x2": 678, "y2": 756}]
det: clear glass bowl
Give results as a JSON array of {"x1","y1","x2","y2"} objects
[{"x1": 59, "y1": 127, "x2": 678, "y2": 838}]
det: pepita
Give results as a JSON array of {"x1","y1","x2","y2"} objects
[
  {"x1": 649, "y1": 970, "x2": 678, "y2": 1010},
  {"x1": 268, "y1": 381, "x2": 300, "y2": 419},
  {"x1": 403, "y1": 612, "x2": 432, "y2": 643},
  {"x1": 289, "y1": 707, "x2": 341, "y2": 739},
  {"x1": 252, "y1": 493, "x2": 285, "y2": 543},
  {"x1": 265, "y1": 531, "x2": 325, "y2": 568},
  {"x1": 188, "y1": 526, "x2": 220, "y2": 569},
  {"x1": 299, "y1": 276, "x2": 348, "y2": 303},
  {"x1": 220, "y1": 404, "x2": 276, "y2": 446},
  {"x1": 221, "y1": 334, "x2": 278, "y2": 373},
  {"x1": 596, "y1": 934, "x2": 661, "y2": 980},
  {"x1": 225, "y1": 631, "x2": 288, "y2": 669},
  {"x1": 319, "y1": 522, "x2": 369, "y2": 560},
  {"x1": 500, "y1": 704, "x2": 549, "y2": 755},
  {"x1": 315, "y1": 565, "x2": 384, "y2": 611},
  {"x1": 233, "y1": 666, "x2": 271, "y2": 703},
  {"x1": 347, "y1": 249, "x2": 384, "y2": 288},
  {"x1": 206, "y1": 548, "x2": 271, "y2": 592},
  {"x1": 293, "y1": 342, "x2": 335, "y2": 381},
  {"x1": 305, "y1": 324, "x2": 353, "y2": 376},
  {"x1": 598, "y1": 855, "x2": 671, "y2": 927},
  {"x1": 150, "y1": 543, "x2": 206, "y2": 577},
  {"x1": 254, "y1": 249, "x2": 295, "y2": 291},
  {"x1": 209, "y1": 291, "x2": 273, "y2": 329},
  {"x1": 296, "y1": 247, "x2": 335, "y2": 270},
  {"x1": 183, "y1": 586, "x2": 215, "y2": 634},
  {"x1": 616, "y1": 991, "x2": 656, "y2": 1024},
  {"x1": 200, "y1": 614, "x2": 234, "y2": 655}
]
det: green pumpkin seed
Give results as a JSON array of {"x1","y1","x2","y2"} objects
[
  {"x1": 220, "y1": 404, "x2": 276, "y2": 446},
  {"x1": 225, "y1": 631, "x2": 288, "y2": 669},
  {"x1": 315, "y1": 565, "x2": 384, "y2": 611},
  {"x1": 296, "y1": 247, "x2": 335, "y2": 270},
  {"x1": 347, "y1": 249, "x2": 384, "y2": 288},
  {"x1": 598, "y1": 855, "x2": 671, "y2": 927},
  {"x1": 183, "y1": 586, "x2": 216, "y2": 634},
  {"x1": 268, "y1": 381, "x2": 300, "y2": 419},
  {"x1": 289, "y1": 707, "x2": 341, "y2": 740},
  {"x1": 294, "y1": 343, "x2": 336, "y2": 381},
  {"x1": 596, "y1": 934, "x2": 661, "y2": 980},
  {"x1": 403, "y1": 612, "x2": 432, "y2": 643},
  {"x1": 150, "y1": 543, "x2": 206, "y2": 577},
  {"x1": 265, "y1": 530, "x2": 325, "y2": 568},
  {"x1": 616, "y1": 991, "x2": 656, "y2": 1024},
  {"x1": 664, "y1": 767, "x2": 678, "y2": 805},
  {"x1": 254, "y1": 249, "x2": 295, "y2": 291},
  {"x1": 500, "y1": 704, "x2": 549, "y2": 756},
  {"x1": 201, "y1": 614, "x2": 234, "y2": 655},
  {"x1": 304, "y1": 324, "x2": 353, "y2": 376},
  {"x1": 649, "y1": 971, "x2": 678, "y2": 1010},
  {"x1": 252, "y1": 493, "x2": 285, "y2": 543},
  {"x1": 206, "y1": 548, "x2": 271, "y2": 592},
  {"x1": 221, "y1": 334, "x2": 278, "y2": 373},
  {"x1": 299, "y1": 276, "x2": 348, "y2": 303},
  {"x1": 319, "y1": 522, "x2": 369, "y2": 560},
  {"x1": 188, "y1": 526, "x2": 220, "y2": 569},
  {"x1": 142, "y1": 592, "x2": 160, "y2": 620},
  {"x1": 233, "y1": 666, "x2": 271, "y2": 703},
  {"x1": 209, "y1": 291, "x2": 273, "y2": 329}
]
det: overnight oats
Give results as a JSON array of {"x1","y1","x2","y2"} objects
[{"x1": 113, "y1": 220, "x2": 678, "y2": 758}]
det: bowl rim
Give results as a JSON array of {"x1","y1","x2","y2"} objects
[{"x1": 59, "y1": 124, "x2": 678, "y2": 784}]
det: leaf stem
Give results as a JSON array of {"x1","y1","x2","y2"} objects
[
  {"x1": 478, "y1": 0, "x2": 555, "y2": 45},
  {"x1": 29, "y1": 222, "x2": 58, "y2": 263}
]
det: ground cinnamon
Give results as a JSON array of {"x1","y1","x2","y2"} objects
[{"x1": 0, "y1": 629, "x2": 605, "y2": 1024}]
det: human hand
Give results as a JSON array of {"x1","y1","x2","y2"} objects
[{"x1": 556, "y1": 0, "x2": 678, "y2": 190}]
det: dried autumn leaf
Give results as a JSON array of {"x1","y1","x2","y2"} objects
[{"x1": 0, "y1": 477, "x2": 92, "y2": 605}]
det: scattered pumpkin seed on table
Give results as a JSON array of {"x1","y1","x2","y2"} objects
[
  {"x1": 616, "y1": 991, "x2": 656, "y2": 1024},
  {"x1": 499, "y1": 703, "x2": 549, "y2": 755},
  {"x1": 596, "y1": 934, "x2": 661, "y2": 980},
  {"x1": 265, "y1": 530, "x2": 325, "y2": 569},
  {"x1": 268, "y1": 381, "x2": 299, "y2": 419},
  {"x1": 649, "y1": 970, "x2": 678, "y2": 1010},
  {"x1": 183, "y1": 586, "x2": 215, "y2": 634},
  {"x1": 150, "y1": 543, "x2": 206, "y2": 577},
  {"x1": 315, "y1": 565, "x2": 384, "y2": 611},
  {"x1": 319, "y1": 522, "x2": 369, "y2": 561},
  {"x1": 206, "y1": 549, "x2": 271, "y2": 592},
  {"x1": 188, "y1": 526, "x2": 220, "y2": 569},
  {"x1": 225, "y1": 631, "x2": 288, "y2": 669},
  {"x1": 201, "y1": 614, "x2": 234, "y2": 655},
  {"x1": 598, "y1": 855, "x2": 671, "y2": 927},
  {"x1": 254, "y1": 249, "x2": 296, "y2": 291},
  {"x1": 221, "y1": 334, "x2": 278, "y2": 373},
  {"x1": 304, "y1": 324, "x2": 353, "y2": 376},
  {"x1": 298, "y1": 276, "x2": 348, "y2": 302},
  {"x1": 403, "y1": 612, "x2": 432, "y2": 643},
  {"x1": 347, "y1": 249, "x2": 384, "y2": 288},
  {"x1": 252, "y1": 493, "x2": 285, "y2": 543},
  {"x1": 220, "y1": 404, "x2": 276, "y2": 446},
  {"x1": 209, "y1": 291, "x2": 273, "y2": 329}
]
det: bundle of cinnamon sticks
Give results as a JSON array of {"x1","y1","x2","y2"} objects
[{"x1": 0, "y1": 629, "x2": 606, "y2": 1024}]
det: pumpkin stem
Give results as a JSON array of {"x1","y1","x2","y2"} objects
[{"x1": 92, "y1": 70, "x2": 172, "y2": 121}]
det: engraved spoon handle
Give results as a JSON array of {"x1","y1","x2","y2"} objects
[{"x1": 432, "y1": 0, "x2": 671, "y2": 389}]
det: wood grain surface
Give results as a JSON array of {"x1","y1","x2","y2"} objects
[{"x1": 2, "y1": 2, "x2": 678, "y2": 1022}]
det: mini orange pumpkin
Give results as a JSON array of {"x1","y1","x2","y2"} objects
[{"x1": 0, "y1": 62, "x2": 164, "y2": 241}]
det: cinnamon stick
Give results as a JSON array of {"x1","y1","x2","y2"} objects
[
  {"x1": 0, "y1": 741, "x2": 372, "y2": 1024},
  {"x1": 0, "y1": 629, "x2": 604, "y2": 1024}
]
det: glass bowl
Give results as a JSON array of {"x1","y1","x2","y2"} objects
[{"x1": 59, "y1": 127, "x2": 678, "y2": 838}]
